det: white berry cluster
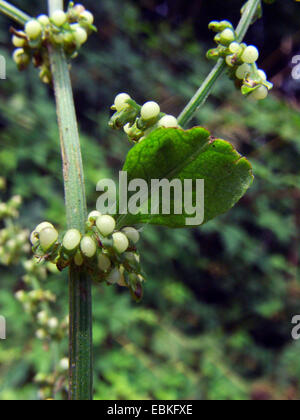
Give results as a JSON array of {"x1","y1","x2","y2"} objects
[
  {"x1": 109, "y1": 93, "x2": 180, "y2": 143},
  {"x1": 12, "y1": 2, "x2": 95, "y2": 84},
  {"x1": 207, "y1": 20, "x2": 273, "y2": 100},
  {"x1": 30, "y1": 212, "x2": 145, "y2": 301}
]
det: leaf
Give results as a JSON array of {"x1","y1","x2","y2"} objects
[{"x1": 117, "y1": 127, "x2": 254, "y2": 228}]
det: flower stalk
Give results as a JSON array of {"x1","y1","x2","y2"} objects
[{"x1": 47, "y1": 0, "x2": 93, "y2": 401}]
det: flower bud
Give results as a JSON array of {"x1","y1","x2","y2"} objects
[
  {"x1": 250, "y1": 86, "x2": 268, "y2": 100},
  {"x1": 48, "y1": 317, "x2": 59, "y2": 329},
  {"x1": 122, "y1": 227, "x2": 140, "y2": 244},
  {"x1": 25, "y1": 19, "x2": 43, "y2": 40},
  {"x1": 114, "y1": 93, "x2": 131, "y2": 112},
  {"x1": 37, "y1": 14, "x2": 50, "y2": 26},
  {"x1": 106, "y1": 267, "x2": 122, "y2": 284},
  {"x1": 80, "y1": 10, "x2": 94, "y2": 25},
  {"x1": 229, "y1": 42, "x2": 241, "y2": 54},
  {"x1": 235, "y1": 63, "x2": 251, "y2": 80},
  {"x1": 63, "y1": 229, "x2": 81, "y2": 252},
  {"x1": 257, "y1": 69, "x2": 267, "y2": 81},
  {"x1": 220, "y1": 28, "x2": 235, "y2": 45},
  {"x1": 60, "y1": 358, "x2": 69, "y2": 370},
  {"x1": 158, "y1": 115, "x2": 178, "y2": 128},
  {"x1": 88, "y1": 210, "x2": 101, "y2": 223},
  {"x1": 241, "y1": 45, "x2": 259, "y2": 64},
  {"x1": 73, "y1": 26, "x2": 88, "y2": 45},
  {"x1": 36, "y1": 329, "x2": 47, "y2": 340},
  {"x1": 13, "y1": 48, "x2": 30, "y2": 70},
  {"x1": 74, "y1": 251, "x2": 84, "y2": 266},
  {"x1": 98, "y1": 253, "x2": 111, "y2": 272},
  {"x1": 39, "y1": 227, "x2": 58, "y2": 252},
  {"x1": 141, "y1": 101, "x2": 160, "y2": 120},
  {"x1": 80, "y1": 236, "x2": 97, "y2": 258},
  {"x1": 37, "y1": 310, "x2": 48, "y2": 324},
  {"x1": 96, "y1": 215, "x2": 116, "y2": 237},
  {"x1": 51, "y1": 10, "x2": 67, "y2": 27},
  {"x1": 112, "y1": 232, "x2": 129, "y2": 254},
  {"x1": 12, "y1": 34, "x2": 26, "y2": 48}
]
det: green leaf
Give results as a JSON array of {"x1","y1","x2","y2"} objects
[{"x1": 118, "y1": 127, "x2": 253, "y2": 228}]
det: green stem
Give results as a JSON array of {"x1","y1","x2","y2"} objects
[
  {"x1": 178, "y1": 0, "x2": 261, "y2": 127},
  {"x1": 0, "y1": 0, "x2": 30, "y2": 25},
  {"x1": 47, "y1": 0, "x2": 93, "y2": 401}
]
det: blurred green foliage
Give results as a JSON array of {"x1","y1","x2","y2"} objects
[{"x1": 0, "y1": 0, "x2": 299, "y2": 400}]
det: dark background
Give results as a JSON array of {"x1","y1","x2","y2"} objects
[{"x1": 0, "y1": 0, "x2": 299, "y2": 400}]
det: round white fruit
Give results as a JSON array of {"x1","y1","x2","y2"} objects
[
  {"x1": 257, "y1": 69, "x2": 267, "y2": 81},
  {"x1": 80, "y1": 10, "x2": 94, "y2": 24},
  {"x1": 235, "y1": 63, "x2": 251, "y2": 80},
  {"x1": 106, "y1": 268, "x2": 122, "y2": 284},
  {"x1": 250, "y1": 86, "x2": 268, "y2": 100},
  {"x1": 37, "y1": 14, "x2": 50, "y2": 26},
  {"x1": 25, "y1": 20, "x2": 43, "y2": 40},
  {"x1": 88, "y1": 210, "x2": 101, "y2": 222},
  {"x1": 98, "y1": 254, "x2": 111, "y2": 272},
  {"x1": 114, "y1": 93, "x2": 131, "y2": 112},
  {"x1": 122, "y1": 227, "x2": 140, "y2": 244},
  {"x1": 241, "y1": 45, "x2": 259, "y2": 64},
  {"x1": 220, "y1": 28, "x2": 235, "y2": 44},
  {"x1": 51, "y1": 10, "x2": 67, "y2": 26},
  {"x1": 80, "y1": 236, "x2": 97, "y2": 258},
  {"x1": 229, "y1": 42, "x2": 241, "y2": 54},
  {"x1": 74, "y1": 27, "x2": 88, "y2": 45},
  {"x1": 12, "y1": 35, "x2": 26, "y2": 48},
  {"x1": 39, "y1": 227, "x2": 58, "y2": 252},
  {"x1": 112, "y1": 232, "x2": 129, "y2": 254},
  {"x1": 141, "y1": 101, "x2": 160, "y2": 120},
  {"x1": 63, "y1": 229, "x2": 81, "y2": 251},
  {"x1": 96, "y1": 215, "x2": 116, "y2": 237},
  {"x1": 158, "y1": 115, "x2": 178, "y2": 128}
]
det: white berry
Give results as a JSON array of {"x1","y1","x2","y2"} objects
[
  {"x1": 141, "y1": 101, "x2": 160, "y2": 120},
  {"x1": 25, "y1": 20, "x2": 43, "y2": 40},
  {"x1": 250, "y1": 86, "x2": 268, "y2": 100},
  {"x1": 30, "y1": 222, "x2": 54, "y2": 245},
  {"x1": 88, "y1": 210, "x2": 102, "y2": 222},
  {"x1": 257, "y1": 69, "x2": 267, "y2": 81},
  {"x1": 241, "y1": 46, "x2": 259, "y2": 64},
  {"x1": 48, "y1": 317, "x2": 58, "y2": 329},
  {"x1": 106, "y1": 268, "x2": 122, "y2": 285},
  {"x1": 51, "y1": 10, "x2": 67, "y2": 27},
  {"x1": 158, "y1": 115, "x2": 178, "y2": 128},
  {"x1": 112, "y1": 232, "x2": 129, "y2": 254},
  {"x1": 122, "y1": 227, "x2": 140, "y2": 244},
  {"x1": 98, "y1": 254, "x2": 111, "y2": 272},
  {"x1": 80, "y1": 10, "x2": 94, "y2": 24},
  {"x1": 220, "y1": 28, "x2": 235, "y2": 44},
  {"x1": 80, "y1": 236, "x2": 97, "y2": 258},
  {"x1": 60, "y1": 358, "x2": 69, "y2": 370},
  {"x1": 96, "y1": 215, "x2": 116, "y2": 237},
  {"x1": 229, "y1": 42, "x2": 241, "y2": 54},
  {"x1": 114, "y1": 93, "x2": 131, "y2": 112},
  {"x1": 74, "y1": 252, "x2": 84, "y2": 266},
  {"x1": 12, "y1": 35, "x2": 26, "y2": 48},
  {"x1": 235, "y1": 63, "x2": 251, "y2": 80},
  {"x1": 39, "y1": 227, "x2": 58, "y2": 252},
  {"x1": 63, "y1": 229, "x2": 81, "y2": 251},
  {"x1": 73, "y1": 26, "x2": 88, "y2": 45},
  {"x1": 37, "y1": 14, "x2": 50, "y2": 26}
]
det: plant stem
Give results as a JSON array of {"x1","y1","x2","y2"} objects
[
  {"x1": 0, "y1": 0, "x2": 30, "y2": 25},
  {"x1": 178, "y1": 0, "x2": 261, "y2": 127},
  {"x1": 47, "y1": 0, "x2": 93, "y2": 401}
]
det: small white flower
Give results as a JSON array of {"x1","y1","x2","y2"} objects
[
  {"x1": 141, "y1": 101, "x2": 160, "y2": 120},
  {"x1": 25, "y1": 20, "x2": 43, "y2": 40},
  {"x1": 158, "y1": 115, "x2": 178, "y2": 128},
  {"x1": 241, "y1": 46, "x2": 259, "y2": 64},
  {"x1": 114, "y1": 93, "x2": 131, "y2": 112},
  {"x1": 51, "y1": 10, "x2": 67, "y2": 27}
]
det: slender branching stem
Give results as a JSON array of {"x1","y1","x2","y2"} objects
[
  {"x1": 178, "y1": 0, "x2": 261, "y2": 127},
  {"x1": 47, "y1": 0, "x2": 93, "y2": 401},
  {"x1": 0, "y1": 0, "x2": 30, "y2": 25}
]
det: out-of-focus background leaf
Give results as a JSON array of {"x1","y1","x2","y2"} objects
[{"x1": 0, "y1": 0, "x2": 299, "y2": 400}]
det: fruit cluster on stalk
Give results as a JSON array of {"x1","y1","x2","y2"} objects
[
  {"x1": 12, "y1": 2, "x2": 96, "y2": 84},
  {"x1": 207, "y1": 20, "x2": 273, "y2": 100},
  {"x1": 109, "y1": 93, "x2": 180, "y2": 143},
  {"x1": 30, "y1": 212, "x2": 145, "y2": 301}
]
